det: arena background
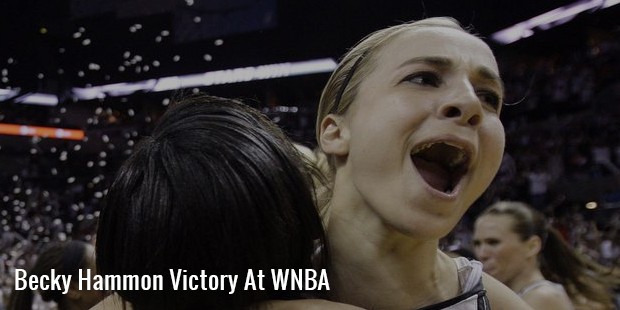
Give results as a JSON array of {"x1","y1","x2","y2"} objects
[{"x1": 1, "y1": 0, "x2": 619, "y2": 308}]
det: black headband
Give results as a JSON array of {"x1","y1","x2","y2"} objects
[{"x1": 330, "y1": 51, "x2": 368, "y2": 114}]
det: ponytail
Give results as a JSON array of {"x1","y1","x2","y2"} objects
[
  {"x1": 482, "y1": 201, "x2": 619, "y2": 309},
  {"x1": 540, "y1": 227, "x2": 618, "y2": 307}
]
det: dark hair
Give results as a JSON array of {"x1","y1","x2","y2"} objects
[
  {"x1": 96, "y1": 94, "x2": 329, "y2": 309},
  {"x1": 8, "y1": 241, "x2": 90, "y2": 310},
  {"x1": 481, "y1": 201, "x2": 620, "y2": 307}
]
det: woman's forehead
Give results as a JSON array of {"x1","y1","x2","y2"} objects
[
  {"x1": 372, "y1": 26, "x2": 499, "y2": 74},
  {"x1": 478, "y1": 213, "x2": 513, "y2": 227}
]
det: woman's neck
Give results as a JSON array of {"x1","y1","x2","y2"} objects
[
  {"x1": 327, "y1": 210, "x2": 460, "y2": 309},
  {"x1": 507, "y1": 267, "x2": 546, "y2": 295}
]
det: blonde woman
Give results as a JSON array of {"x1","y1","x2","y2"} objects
[{"x1": 315, "y1": 17, "x2": 532, "y2": 309}]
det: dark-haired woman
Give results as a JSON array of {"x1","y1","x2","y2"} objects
[
  {"x1": 94, "y1": 94, "x2": 360, "y2": 309},
  {"x1": 473, "y1": 201, "x2": 620, "y2": 309},
  {"x1": 8, "y1": 240, "x2": 104, "y2": 310}
]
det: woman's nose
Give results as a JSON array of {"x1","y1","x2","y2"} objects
[
  {"x1": 474, "y1": 245, "x2": 490, "y2": 261},
  {"x1": 438, "y1": 80, "x2": 483, "y2": 127}
]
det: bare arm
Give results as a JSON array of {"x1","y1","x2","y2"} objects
[
  {"x1": 482, "y1": 273, "x2": 535, "y2": 310},
  {"x1": 91, "y1": 297, "x2": 364, "y2": 310},
  {"x1": 523, "y1": 285, "x2": 574, "y2": 310}
]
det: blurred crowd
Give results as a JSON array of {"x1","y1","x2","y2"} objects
[
  {"x1": 445, "y1": 34, "x2": 620, "y2": 270},
  {"x1": 1, "y1": 32, "x2": 620, "y2": 309}
]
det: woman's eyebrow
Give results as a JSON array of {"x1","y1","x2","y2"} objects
[
  {"x1": 398, "y1": 56, "x2": 505, "y2": 94},
  {"x1": 476, "y1": 67, "x2": 505, "y2": 94},
  {"x1": 398, "y1": 56, "x2": 453, "y2": 70}
]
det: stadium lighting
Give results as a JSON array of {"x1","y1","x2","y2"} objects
[
  {"x1": 72, "y1": 80, "x2": 158, "y2": 101},
  {"x1": 491, "y1": 0, "x2": 619, "y2": 44},
  {"x1": 603, "y1": 0, "x2": 620, "y2": 7},
  {"x1": 0, "y1": 88, "x2": 20, "y2": 101},
  {"x1": 72, "y1": 58, "x2": 338, "y2": 100},
  {"x1": 14, "y1": 92, "x2": 59, "y2": 106},
  {"x1": 0, "y1": 123, "x2": 85, "y2": 140},
  {"x1": 585, "y1": 201, "x2": 598, "y2": 209}
]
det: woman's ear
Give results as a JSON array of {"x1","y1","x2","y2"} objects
[
  {"x1": 525, "y1": 235, "x2": 542, "y2": 258},
  {"x1": 319, "y1": 114, "x2": 349, "y2": 156}
]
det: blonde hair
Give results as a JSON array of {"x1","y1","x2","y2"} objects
[
  {"x1": 315, "y1": 17, "x2": 470, "y2": 171},
  {"x1": 293, "y1": 143, "x2": 333, "y2": 227},
  {"x1": 314, "y1": 17, "x2": 475, "y2": 222}
]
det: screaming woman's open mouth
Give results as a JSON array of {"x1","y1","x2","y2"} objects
[{"x1": 411, "y1": 141, "x2": 470, "y2": 194}]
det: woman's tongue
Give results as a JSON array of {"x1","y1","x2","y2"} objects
[{"x1": 412, "y1": 156, "x2": 451, "y2": 192}]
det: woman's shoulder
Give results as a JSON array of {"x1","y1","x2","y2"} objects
[
  {"x1": 481, "y1": 273, "x2": 535, "y2": 310},
  {"x1": 521, "y1": 282, "x2": 573, "y2": 310}
]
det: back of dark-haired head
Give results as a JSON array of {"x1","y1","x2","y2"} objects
[
  {"x1": 96, "y1": 94, "x2": 329, "y2": 309},
  {"x1": 8, "y1": 241, "x2": 89, "y2": 310},
  {"x1": 481, "y1": 201, "x2": 620, "y2": 307}
]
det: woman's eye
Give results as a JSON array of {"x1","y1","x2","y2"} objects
[
  {"x1": 487, "y1": 239, "x2": 500, "y2": 246},
  {"x1": 403, "y1": 72, "x2": 441, "y2": 87},
  {"x1": 477, "y1": 90, "x2": 501, "y2": 112}
]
